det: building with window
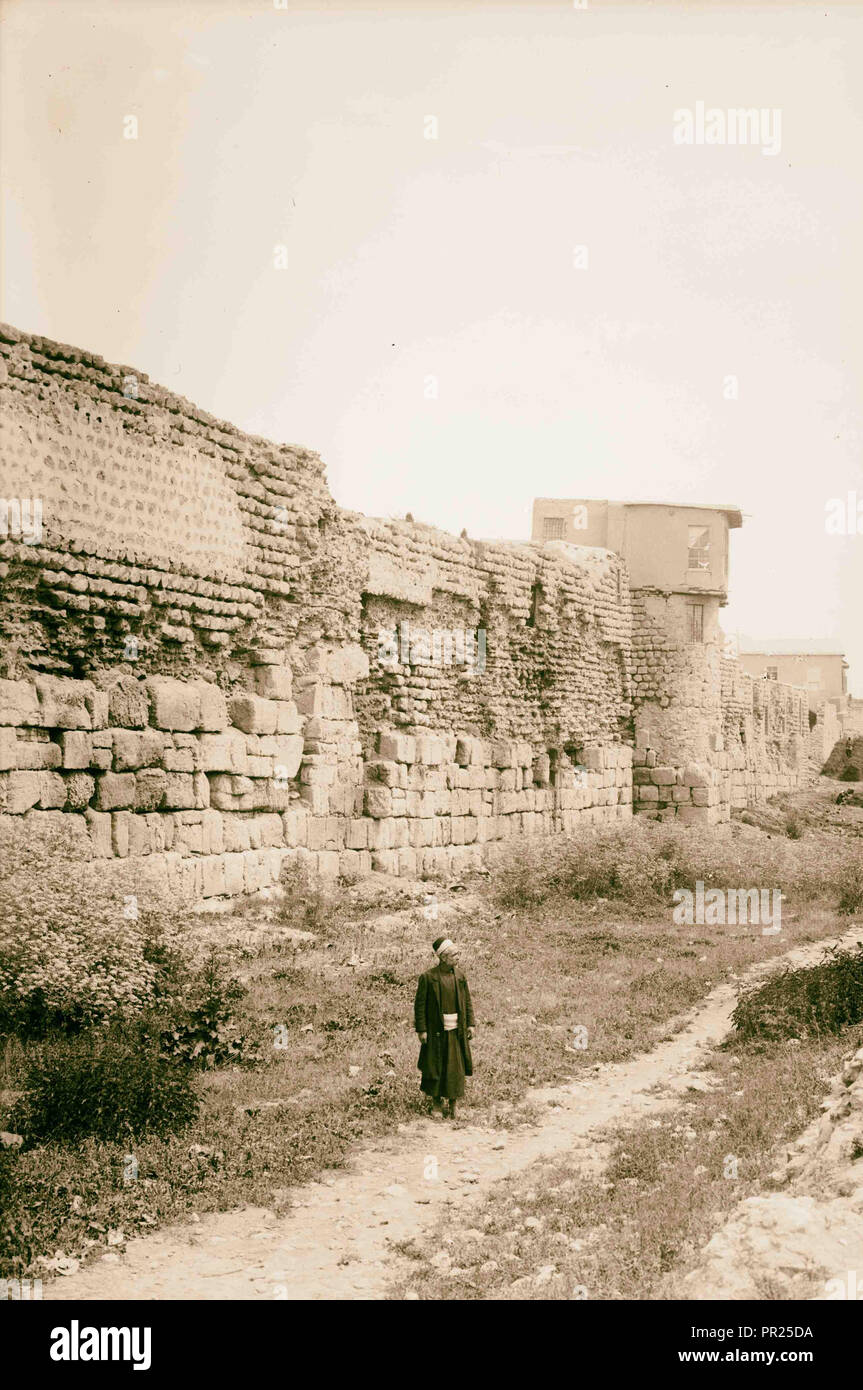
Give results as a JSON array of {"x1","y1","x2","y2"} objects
[
  {"x1": 738, "y1": 642, "x2": 849, "y2": 706},
  {"x1": 532, "y1": 498, "x2": 740, "y2": 595},
  {"x1": 531, "y1": 498, "x2": 742, "y2": 648},
  {"x1": 530, "y1": 498, "x2": 748, "y2": 791}
]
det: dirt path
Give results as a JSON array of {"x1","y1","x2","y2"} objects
[{"x1": 46, "y1": 926, "x2": 863, "y2": 1301}]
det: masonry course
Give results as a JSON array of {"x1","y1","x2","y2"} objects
[{"x1": 0, "y1": 325, "x2": 809, "y2": 899}]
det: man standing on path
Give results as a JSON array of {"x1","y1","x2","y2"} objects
[{"x1": 414, "y1": 936, "x2": 475, "y2": 1120}]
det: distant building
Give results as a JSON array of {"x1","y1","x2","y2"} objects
[
  {"x1": 738, "y1": 640, "x2": 856, "y2": 758},
  {"x1": 738, "y1": 641, "x2": 849, "y2": 706}
]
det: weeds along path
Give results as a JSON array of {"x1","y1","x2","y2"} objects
[{"x1": 46, "y1": 926, "x2": 863, "y2": 1302}]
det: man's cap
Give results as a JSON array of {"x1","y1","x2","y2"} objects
[{"x1": 432, "y1": 937, "x2": 447, "y2": 952}]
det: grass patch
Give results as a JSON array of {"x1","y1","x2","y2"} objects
[
  {"x1": 493, "y1": 818, "x2": 860, "y2": 917},
  {"x1": 2, "y1": 804, "x2": 860, "y2": 1281}
]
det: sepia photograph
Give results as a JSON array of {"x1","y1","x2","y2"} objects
[{"x1": 1, "y1": 0, "x2": 862, "y2": 1360}]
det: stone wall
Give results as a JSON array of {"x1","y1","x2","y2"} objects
[
  {"x1": 808, "y1": 698, "x2": 842, "y2": 767},
  {"x1": 629, "y1": 593, "x2": 809, "y2": 825},
  {"x1": 0, "y1": 323, "x2": 811, "y2": 899},
  {"x1": 0, "y1": 325, "x2": 634, "y2": 898}
]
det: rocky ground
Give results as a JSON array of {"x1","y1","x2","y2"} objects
[{"x1": 674, "y1": 1042, "x2": 863, "y2": 1300}]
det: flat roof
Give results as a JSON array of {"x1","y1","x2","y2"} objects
[
  {"x1": 739, "y1": 640, "x2": 846, "y2": 658},
  {"x1": 533, "y1": 498, "x2": 744, "y2": 528}
]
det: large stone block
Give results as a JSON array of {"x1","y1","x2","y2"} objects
[
  {"x1": 299, "y1": 784, "x2": 328, "y2": 815},
  {"x1": 112, "y1": 811, "x2": 131, "y2": 858},
  {"x1": 300, "y1": 760, "x2": 336, "y2": 787},
  {"x1": 163, "y1": 746, "x2": 195, "y2": 773},
  {"x1": 94, "y1": 772, "x2": 136, "y2": 811},
  {"x1": 455, "y1": 737, "x2": 482, "y2": 766},
  {"x1": 65, "y1": 771, "x2": 95, "y2": 811},
  {"x1": 0, "y1": 728, "x2": 16, "y2": 771},
  {"x1": 346, "y1": 817, "x2": 369, "y2": 849},
  {"x1": 201, "y1": 809, "x2": 224, "y2": 855},
  {"x1": 148, "y1": 677, "x2": 202, "y2": 732},
  {"x1": 222, "y1": 815, "x2": 251, "y2": 852},
  {"x1": 112, "y1": 728, "x2": 166, "y2": 772},
  {"x1": 14, "y1": 734, "x2": 62, "y2": 771},
  {"x1": 683, "y1": 765, "x2": 711, "y2": 789},
  {"x1": 276, "y1": 701, "x2": 302, "y2": 735},
  {"x1": 293, "y1": 681, "x2": 328, "y2": 718},
  {"x1": 201, "y1": 855, "x2": 226, "y2": 898},
  {"x1": 363, "y1": 807, "x2": 395, "y2": 846},
  {"x1": 228, "y1": 693, "x2": 279, "y2": 736},
  {"x1": 103, "y1": 675, "x2": 149, "y2": 729},
  {"x1": 223, "y1": 853, "x2": 246, "y2": 895},
  {"x1": 252, "y1": 665, "x2": 292, "y2": 701},
  {"x1": 199, "y1": 729, "x2": 248, "y2": 774},
  {"x1": 35, "y1": 677, "x2": 93, "y2": 730},
  {"x1": 38, "y1": 772, "x2": 66, "y2": 809},
  {"x1": 135, "y1": 768, "x2": 168, "y2": 812},
  {"x1": 85, "y1": 689, "x2": 110, "y2": 731},
  {"x1": 282, "y1": 808, "x2": 309, "y2": 847},
  {"x1": 257, "y1": 813, "x2": 285, "y2": 848},
  {"x1": 128, "y1": 815, "x2": 149, "y2": 857},
  {"x1": 365, "y1": 760, "x2": 399, "y2": 787},
  {"x1": 365, "y1": 785, "x2": 393, "y2": 818},
  {"x1": 163, "y1": 772, "x2": 203, "y2": 810},
  {"x1": 415, "y1": 735, "x2": 444, "y2": 766},
  {"x1": 0, "y1": 680, "x2": 39, "y2": 726},
  {"x1": 491, "y1": 740, "x2": 515, "y2": 769},
  {"x1": 193, "y1": 681, "x2": 228, "y2": 732},
  {"x1": 85, "y1": 808, "x2": 113, "y2": 858},
  {"x1": 61, "y1": 731, "x2": 92, "y2": 769},
  {"x1": 378, "y1": 731, "x2": 415, "y2": 763},
  {"x1": 262, "y1": 733, "x2": 303, "y2": 780},
  {"x1": 243, "y1": 850, "x2": 270, "y2": 894}
]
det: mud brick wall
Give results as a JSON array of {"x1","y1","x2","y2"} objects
[
  {"x1": 354, "y1": 519, "x2": 632, "y2": 748},
  {"x1": 0, "y1": 322, "x2": 366, "y2": 680}
]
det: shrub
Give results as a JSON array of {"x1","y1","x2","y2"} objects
[
  {"x1": 0, "y1": 820, "x2": 181, "y2": 1037},
  {"x1": 784, "y1": 810, "x2": 806, "y2": 840},
  {"x1": 278, "y1": 858, "x2": 334, "y2": 933},
  {"x1": 838, "y1": 865, "x2": 863, "y2": 917},
  {"x1": 839, "y1": 765, "x2": 860, "y2": 782},
  {"x1": 0, "y1": 1148, "x2": 18, "y2": 1218},
  {"x1": 153, "y1": 952, "x2": 258, "y2": 1070},
  {"x1": 9, "y1": 1028, "x2": 199, "y2": 1145},
  {"x1": 731, "y1": 943, "x2": 863, "y2": 1041}
]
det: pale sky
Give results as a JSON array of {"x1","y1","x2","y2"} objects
[{"x1": 2, "y1": 0, "x2": 861, "y2": 692}]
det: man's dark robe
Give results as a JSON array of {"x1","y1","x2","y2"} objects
[{"x1": 414, "y1": 965, "x2": 474, "y2": 1099}]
